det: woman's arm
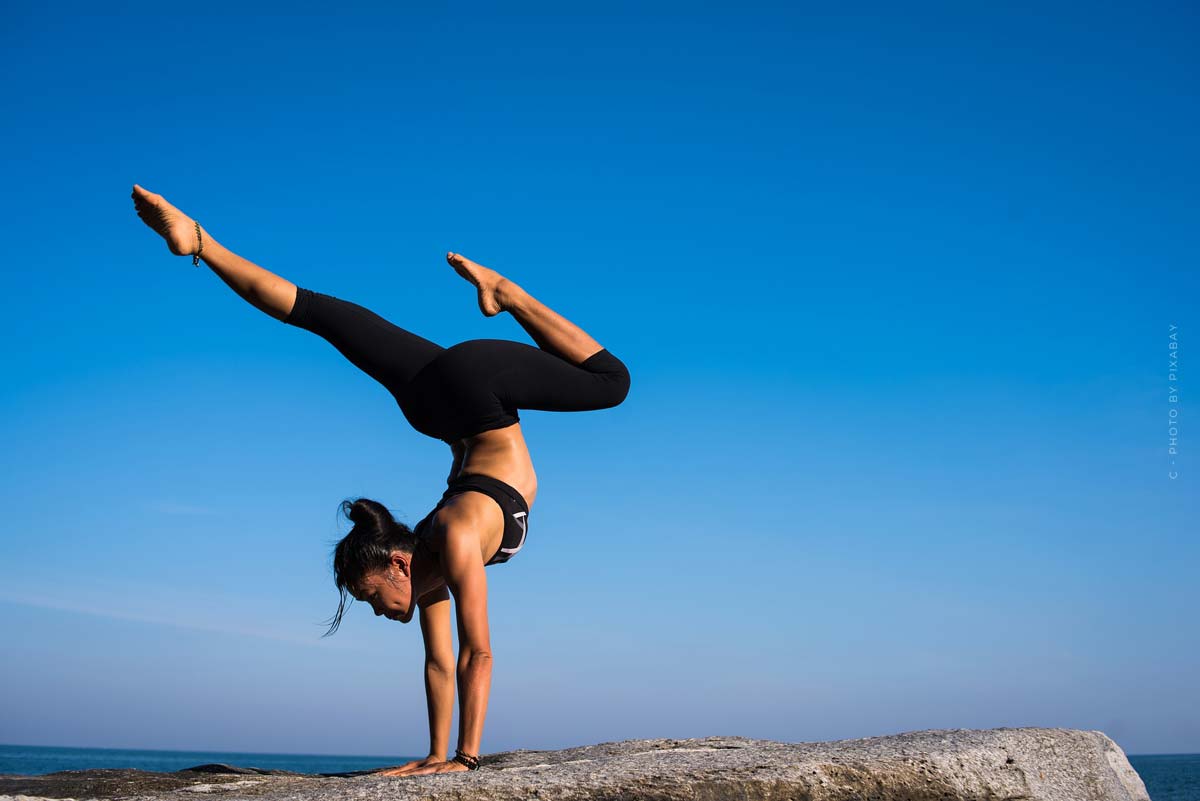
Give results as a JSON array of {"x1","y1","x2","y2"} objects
[
  {"x1": 418, "y1": 587, "x2": 456, "y2": 760},
  {"x1": 437, "y1": 515, "x2": 493, "y2": 759}
]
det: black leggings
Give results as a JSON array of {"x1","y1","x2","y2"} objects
[{"x1": 282, "y1": 287, "x2": 630, "y2": 442}]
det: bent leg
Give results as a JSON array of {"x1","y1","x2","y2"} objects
[
  {"x1": 503, "y1": 283, "x2": 607, "y2": 366},
  {"x1": 439, "y1": 339, "x2": 629, "y2": 416},
  {"x1": 442, "y1": 253, "x2": 630, "y2": 412},
  {"x1": 489, "y1": 273, "x2": 630, "y2": 409},
  {"x1": 446, "y1": 252, "x2": 605, "y2": 365},
  {"x1": 495, "y1": 342, "x2": 630, "y2": 412}
]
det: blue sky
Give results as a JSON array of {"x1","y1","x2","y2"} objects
[{"x1": 1, "y1": 0, "x2": 1196, "y2": 760}]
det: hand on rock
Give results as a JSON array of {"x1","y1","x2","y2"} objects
[
  {"x1": 372, "y1": 756, "x2": 445, "y2": 776},
  {"x1": 395, "y1": 759, "x2": 471, "y2": 776}
]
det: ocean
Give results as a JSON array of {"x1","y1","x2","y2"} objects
[
  {"x1": 0, "y1": 744, "x2": 420, "y2": 777},
  {"x1": 1132, "y1": 754, "x2": 1200, "y2": 801},
  {"x1": 1, "y1": 744, "x2": 1197, "y2": 799}
]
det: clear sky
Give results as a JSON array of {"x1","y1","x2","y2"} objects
[{"x1": 1, "y1": 0, "x2": 1196, "y2": 760}]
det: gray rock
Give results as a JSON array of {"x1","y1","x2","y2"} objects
[{"x1": 0, "y1": 726, "x2": 1150, "y2": 801}]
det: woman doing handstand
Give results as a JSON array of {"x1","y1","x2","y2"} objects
[{"x1": 129, "y1": 184, "x2": 630, "y2": 777}]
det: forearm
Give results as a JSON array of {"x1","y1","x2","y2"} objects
[
  {"x1": 424, "y1": 663, "x2": 455, "y2": 759},
  {"x1": 455, "y1": 652, "x2": 493, "y2": 755}
]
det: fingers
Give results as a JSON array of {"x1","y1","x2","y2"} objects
[
  {"x1": 372, "y1": 763, "x2": 420, "y2": 776},
  {"x1": 372, "y1": 758, "x2": 457, "y2": 778}
]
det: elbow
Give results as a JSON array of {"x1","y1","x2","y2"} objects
[
  {"x1": 458, "y1": 649, "x2": 493, "y2": 668},
  {"x1": 457, "y1": 652, "x2": 492, "y2": 681},
  {"x1": 425, "y1": 659, "x2": 455, "y2": 676}
]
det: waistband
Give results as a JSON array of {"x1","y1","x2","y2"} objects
[{"x1": 444, "y1": 472, "x2": 530, "y2": 513}]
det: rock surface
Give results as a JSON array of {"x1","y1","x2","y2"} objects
[{"x1": 0, "y1": 727, "x2": 1150, "y2": 801}]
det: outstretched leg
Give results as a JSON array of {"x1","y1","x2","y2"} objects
[
  {"x1": 131, "y1": 184, "x2": 444, "y2": 397},
  {"x1": 131, "y1": 184, "x2": 298, "y2": 321},
  {"x1": 446, "y1": 252, "x2": 603, "y2": 366}
]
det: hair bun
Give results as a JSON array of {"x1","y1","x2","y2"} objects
[
  {"x1": 341, "y1": 498, "x2": 371, "y2": 526},
  {"x1": 342, "y1": 497, "x2": 400, "y2": 530}
]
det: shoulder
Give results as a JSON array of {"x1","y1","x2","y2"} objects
[
  {"x1": 431, "y1": 501, "x2": 492, "y2": 612},
  {"x1": 434, "y1": 491, "x2": 503, "y2": 534},
  {"x1": 425, "y1": 494, "x2": 498, "y2": 572}
]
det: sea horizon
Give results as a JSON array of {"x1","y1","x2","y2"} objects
[{"x1": 0, "y1": 742, "x2": 422, "y2": 778}]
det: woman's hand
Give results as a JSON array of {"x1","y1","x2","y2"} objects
[
  {"x1": 371, "y1": 755, "x2": 447, "y2": 776},
  {"x1": 385, "y1": 759, "x2": 471, "y2": 776}
]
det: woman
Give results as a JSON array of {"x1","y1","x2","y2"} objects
[{"x1": 130, "y1": 185, "x2": 630, "y2": 777}]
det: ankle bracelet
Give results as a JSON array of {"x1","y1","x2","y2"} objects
[
  {"x1": 193, "y1": 221, "x2": 204, "y2": 267},
  {"x1": 452, "y1": 749, "x2": 480, "y2": 770}
]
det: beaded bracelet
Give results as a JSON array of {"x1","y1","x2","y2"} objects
[
  {"x1": 452, "y1": 749, "x2": 480, "y2": 770},
  {"x1": 192, "y1": 220, "x2": 204, "y2": 267}
]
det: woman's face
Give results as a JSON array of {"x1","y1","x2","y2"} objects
[{"x1": 353, "y1": 552, "x2": 415, "y2": 623}]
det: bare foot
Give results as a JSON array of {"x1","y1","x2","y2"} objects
[
  {"x1": 130, "y1": 184, "x2": 204, "y2": 258},
  {"x1": 446, "y1": 252, "x2": 516, "y2": 317}
]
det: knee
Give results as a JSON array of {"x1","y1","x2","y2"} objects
[
  {"x1": 582, "y1": 349, "x2": 630, "y2": 408},
  {"x1": 602, "y1": 358, "x2": 631, "y2": 408}
]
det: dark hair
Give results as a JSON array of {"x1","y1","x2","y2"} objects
[{"x1": 321, "y1": 497, "x2": 418, "y2": 637}]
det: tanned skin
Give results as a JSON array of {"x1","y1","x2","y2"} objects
[{"x1": 131, "y1": 185, "x2": 611, "y2": 776}]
